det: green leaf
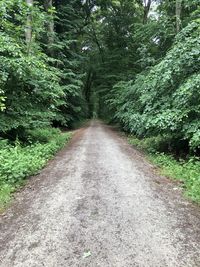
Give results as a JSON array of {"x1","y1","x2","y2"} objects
[{"x1": 82, "y1": 251, "x2": 92, "y2": 259}]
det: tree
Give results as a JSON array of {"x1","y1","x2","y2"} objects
[
  {"x1": 143, "y1": 0, "x2": 152, "y2": 24},
  {"x1": 25, "y1": 0, "x2": 33, "y2": 53},
  {"x1": 176, "y1": 0, "x2": 182, "y2": 32},
  {"x1": 0, "y1": 0, "x2": 200, "y2": 150},
  {"x1": 44, "y1": 0, "x2": 55, "y2": 54}
]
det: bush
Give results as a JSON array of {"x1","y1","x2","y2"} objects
[
  {"x1": 108, "y1": 21, "x2": 200, "y2": 151},
  {"x1": 149, "y1": 154, "x2": 200, "y2": 202},
  {"x1": 128, "y1": 135, "x2": 172, "y2": 153},
  {"x1": 26, "y1": 127, "x2": 63, "y2": 143},
  {"x1": 128, "y1": 135, "x2": 200, "y2": 203},
  {"x1": 0, "y1": 128, "x2": 72, "y2": 210}
]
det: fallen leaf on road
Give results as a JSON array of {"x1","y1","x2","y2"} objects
[{"x1": 83, "y1": 251, "x2": 91, "y2": 259}]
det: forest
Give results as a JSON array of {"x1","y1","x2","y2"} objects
[{"x1": 0, "y1": 0, "x2": 200, "y2": 207}]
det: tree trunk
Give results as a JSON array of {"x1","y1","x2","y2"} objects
[
  {"x1": 143, "y1": 0, "x2": 152, "y2": 24},
  {"x1": 25, "y1": 0, "x2": 33, "y2": 53},
  {"x1": 91, "y1": 22, "x2": 104, "y2": 63},
  {"x1": 176, "y1": 0, "x2": 182, "y2": 33},
  {"x1": 44, "y1": 0, "x2": 54, "y2": 54}
]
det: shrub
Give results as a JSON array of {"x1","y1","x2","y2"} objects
[
  {"x1": 128, "y1": 135, "x2": 200, "y2": 203},
  {"x1": 149, "y1": 154, "x2": 200, "y2": 202},
  {"x1": 128, "y1": 134, "x2": 172, "y2": 153},
  {"x1": 0, "y1": 129, "x2": 72, "y2": 209},
  {"x1": 109, "y1": 21, "x2": 200, "y2": 151},
  {"x1": 26, "y1": 127, "x2": 63, "y2": 143}
]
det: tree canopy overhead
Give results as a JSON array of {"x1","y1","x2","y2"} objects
[{"x1": 0, "y1": 0, "x2": 200, "y2": 150}]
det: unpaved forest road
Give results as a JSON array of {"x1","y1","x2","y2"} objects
[{"x1": 1, "y1": 121, "x2": 200, "y2": 267}]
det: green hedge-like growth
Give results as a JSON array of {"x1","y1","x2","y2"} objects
[
  {"x1": 0, "y1": 128, "x2": 72, "y2": 210},
  {"x1": 128, "y1": 135, "x2": 200, "y2": 203},
  {"x1": 108, "y1": 21, "x2": 200, "y2": 150}
]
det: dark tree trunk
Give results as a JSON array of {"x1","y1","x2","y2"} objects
[{"x1": 143, "y1": 0, "x2": 152, "y2": 24}]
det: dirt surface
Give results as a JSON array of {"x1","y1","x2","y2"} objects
[{"x1": 0, "y1": 121, "x2": 200, "y2": 267}]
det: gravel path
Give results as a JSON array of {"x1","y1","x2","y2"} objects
[{"x1": 0, "y1": 121, "x2": 200, "y2": 267}]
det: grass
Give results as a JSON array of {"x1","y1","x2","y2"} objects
[
  {"x1": 0, "y1": 128, "x2": 72, "y2": 211},
  {"x1": 128, "y1": 135, "x2": 200, "y2": 203}
]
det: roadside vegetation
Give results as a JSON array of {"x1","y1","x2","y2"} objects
[
  {"x1": 0, "y1": 128, "x2": 71, "y2": 211},
  {"x1": 0, "y1": 0, "x2": 81, "y2": 210},
  {"x1": 128, "y1": 135, "x2": 200, "y2": 203}
]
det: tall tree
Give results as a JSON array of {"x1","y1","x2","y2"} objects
[
  {"x1": 143, "y1": 0, "x2": 152, "y2": 24},
  {"x1": 25, "y1": 0, "x2": 33, "y2": 52},
  {"x1": 176, "y1": 0, "x2": 182, "y2": 33},
  {"x1": 44, "y1": 0, "x2": 55, "y2": 54}
]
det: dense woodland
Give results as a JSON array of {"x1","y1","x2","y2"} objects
[
  {"x1": 0, "y1": 0, "x2": 200, "y2": 205},
  {"x1": 0, "y1": 0, "x2": 200, "y2": 150}
]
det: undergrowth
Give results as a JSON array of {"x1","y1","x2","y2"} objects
[
  {"x1": 128, "y1": 135, "x2": 200, "y2": 203},
  {"x1": 0, "y1": 128, "x2": 72, "y2": 211}
]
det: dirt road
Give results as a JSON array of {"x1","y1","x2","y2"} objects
[{"x1": 0, "y1": 121, "x2": 200, "y2": 267}]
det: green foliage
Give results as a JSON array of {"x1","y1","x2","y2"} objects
[
  {"x1": 26, "y1": 127, "x2": 63, "y2": 143},
  {"x1": 0, "y1": 184, "x2": 13, "y2": 211},
  {"x1": 128, "y1": 135, "x2": 200, "y2": 202},
  {"x1": 128, "y1": 135, "x2": 172, "y2": 153},
  {"x1": 0, "y1": 0, "x2": 89, "y2": 210},
  {"x1": 51, "y1": 0, "x2": 89, "y2": 126},
  {"x1": 0, "y1": 0, "x2": 61, "y2": 131},
  {"x1": 0, "y1": 0, "x2": 88, "y2": 134},
  {"x1": 0, "y1": 90, "x2": 5, "y2": 111},
  {"x1": 0, "y1": 130, "x2": 71, "y2": 185},
  {"x1": 0, "y1": 128, "x2": 71, "y2": 209},
  {"x1": 108, "y1": 20, "x2": 200, "y2": 150},
  {"x1": 149, "y1": 154, "x2": 200, "y2": 202}
]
